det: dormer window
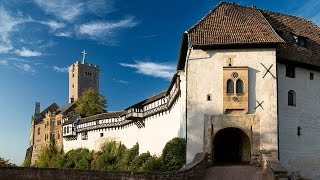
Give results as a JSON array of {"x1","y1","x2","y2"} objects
[{"x1": 293, "y1": 35, "x2": 306, "y2": 47}]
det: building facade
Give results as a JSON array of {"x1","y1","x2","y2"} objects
[{"x1": 27, "y1": 3, "x2": 320, "y2": 179}]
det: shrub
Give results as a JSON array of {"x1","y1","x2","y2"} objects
[
  {"x1": 129, "y1": 152, "x2": 151, "y2": 171},
  {"x1": 140, "y1": 155, "x2": 162, "y2": 172},
  {"x1": 161, "y1": 137, "x2": 186, "y2": 171}
]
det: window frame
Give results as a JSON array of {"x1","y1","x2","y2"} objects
[
  {"x1": 226, "y1": 79, "x2": 234, "y2": 94},
  {"x1": 288, "y1": 90, "x2": 296, "y2": 106},
  {"x1": 236, "y1": 79, "x2": 244, "y2": 94},
  {"x1": 286, "y1": 65, "x2": 295, "y2": 78}
]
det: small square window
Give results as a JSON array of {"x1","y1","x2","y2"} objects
[
  {"x1": 310, "y1": 73, "x2": 314, "y2": 80},
  {"x1": 100, "y1": 133, "x2": 103, "y2": 137},
  {"x1": 286, "y1": 65, "x2": 295, "y2": 78}
]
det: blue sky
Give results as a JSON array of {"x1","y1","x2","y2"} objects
[{"x1": 0, "y1": 0, "x2": 319, "y2": 165}]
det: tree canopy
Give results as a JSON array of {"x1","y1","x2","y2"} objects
[{"x1": 75, "y1": 88, "x2": 107, "y2": 117}]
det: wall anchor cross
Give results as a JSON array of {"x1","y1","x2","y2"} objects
[
  {"x1": 260, "y1": 63, "x2": 276, "y2": 79},
  {"x1": 255, "y1": 100, "x2": 264, "y2": 110}
]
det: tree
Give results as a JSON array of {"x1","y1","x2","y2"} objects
[
  {"x1": 0, "y1": 157, "x2": 16, "y2": 167},
  {"x1": 75, "y1": 88, "x2": 107, "y2": 117},
  {"x1": 161, "y1": 137, "x2": 186, "y2": 171}
]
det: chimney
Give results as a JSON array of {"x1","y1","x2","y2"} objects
[{"x1": 35, "y1": 102, "x2": 40, "y2": 114}]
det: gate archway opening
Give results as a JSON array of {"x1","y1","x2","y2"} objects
[{"x1": 213, "y1": 127, "x2": 251, "y2": 164}]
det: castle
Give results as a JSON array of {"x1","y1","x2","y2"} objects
[{"x1": 26, "y1": 2, "x2": 320, "y2": 179}]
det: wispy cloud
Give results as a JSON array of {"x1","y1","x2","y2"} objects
[
  {"x1": 78, "y1": 16, "x2": 138, "y2": 43},
  {"x1": 0, "y1": 8, "x2": 27, "y2": 53},
  {"x1": 14, "y1": 63, "x2": 36, "y2": 73},
  {"x1": 38, "y1": 20, "x2": 65, "y2": 31},
  {"x1": 34, "y1": 0, "x2": 84, "y2": 22},
  {"x1": 53, "y1": 66, "x2": 68, "y2": 73},
  {"x1": 119, "y1": 61, "x2": 175, "y2": 80},
  {"x1": 112, "y1": 78, "x2": 129, "y2": 84},
  {"x1": 0, "y1": 60, "x2": 8, "y2": 66},
  {"x1": 15, "y1": 47, "x2": 42, "y2": 57},
  {"x1": 54, "y1": 31, "x2": 72, "y2": 37},
  {"x1": 137, "y1": 34, "x2": 159, "y2": 39},
  {"x1": 296, "y1": 0, "x2": 320, "y2": 25}
]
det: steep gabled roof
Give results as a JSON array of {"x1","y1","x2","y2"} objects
[
  {"x1": 188, "y1": 2, "x2": 284, "y2": 46},
  {"x1": 177, "y1": 2, "x2": 320, "y2": 70},
  {"x1": 34, "y1": 103, "x2": 59, "y2": 124},
  {"x1": 260, "y1": 10, "x2": 320, "y2": 67}
]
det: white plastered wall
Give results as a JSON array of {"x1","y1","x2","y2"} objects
[
  {"x1": 278, "y1": 63, "x2": 320, "y2": 179},
  {"x1": 186, "y1": 48, "x2": 278, "y2": 163},
  {"x1": 64, "y1": 73, "x2": 186, "y2": 156}
]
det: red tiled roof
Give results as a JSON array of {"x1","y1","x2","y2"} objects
[
  {"x1": 188, "y1": 2, "x2": 284, "y2": 46},
  {"x1": 177, "y1": 2, "x2": 320, "y2": 70},
  {"x1": 261, "y1": 10, "x2": 320, "y2": 67}
]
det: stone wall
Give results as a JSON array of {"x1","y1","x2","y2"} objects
[
  {"x1": 261, "y1": 151, "x2": 289, "y2": 180},
  {"x1": 0, "y1": 153, "x2": 207, "y2": 180}
]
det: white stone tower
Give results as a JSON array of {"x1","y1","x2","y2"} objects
[{"x1": 68, "y1": 50, "x2": 99, "y2": 103}]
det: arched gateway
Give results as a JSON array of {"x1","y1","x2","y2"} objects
[{"x1": 213, "y1": 128, "x2": 251, "y2": 164}]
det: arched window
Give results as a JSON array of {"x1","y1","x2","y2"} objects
[
  {"x1": 37, "y1": 127, "x2": 40, "y2": 135},
  {"x1": 288, "y1": 90, "x2": 296, "y2": 106},
  {"x1": 227, "y1": 79, "x2": 234, "y2": 93},
  {"x1": 207, "y1": 94, "x2": 212, "y2": 101},
  {"x1": 236, "y1": 79, "x2": 244, "y2": 94}
]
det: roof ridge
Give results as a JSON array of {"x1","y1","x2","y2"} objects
[
  {"x1": 255, "y1": 8, "x2": 285, "y2": 43},
  {"x1": 258, "y1": 8, "x2": 314, "y2": 23}
]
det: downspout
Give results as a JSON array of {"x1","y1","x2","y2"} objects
[
  {"x1": 185, "y1": 32, "x2": 193, "y2": 156},
  {"x1": 276, "y1": 61, "x2": 280, "y2": 160}
]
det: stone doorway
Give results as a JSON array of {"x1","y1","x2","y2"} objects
[{"x1": 213, "y1": 128, "x2": 251, "y2": 164}]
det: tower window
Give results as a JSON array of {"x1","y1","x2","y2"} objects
[
  {"x1": 286, "y1": 65, "x2": 295, "y2": 78},
  {"x1": 37, "y1": 127, "x2": 40, "y2": 135},
  {"x1": 288, "y1": 90, "x2": 296, "y2": 106},
  {"x1": 100, "y1": 133, "x2": 104, "y2": 137},
  {"x1": 227, "y1": 79, "x2": 234, "y2": 93},
  {"x1": 236, "y1": 79, "x2": 244, "y2": 94}
]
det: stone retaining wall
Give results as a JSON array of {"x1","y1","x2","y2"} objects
[
  {"x1": 261, "y1": 151, "x2": 289, "y2": 180},
  {"x1": 0, "y1": 153, "x2": 207, "y2": 180}
]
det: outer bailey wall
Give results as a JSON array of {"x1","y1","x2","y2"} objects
[
  {"x1": 63, "y1": 74, "x2": 186, "y2": 156},
  {"x1": 186, "y1": 48, "x2": 278, "y2": 163},
  {"x1": 278, "y1": 63, "x2": 320, "y2": 179}
]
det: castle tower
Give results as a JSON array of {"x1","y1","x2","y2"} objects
[{"x1": 69, "y1": 50, "x2": 99, "y2": 103}]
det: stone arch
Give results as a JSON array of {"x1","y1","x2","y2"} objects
[{"x1": 212, "y1": 127, "x2": 251, "y2": 164}]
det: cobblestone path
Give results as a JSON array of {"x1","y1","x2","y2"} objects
[{"x1": 205, "y1": 165, "x2": 263, "y2": 180}]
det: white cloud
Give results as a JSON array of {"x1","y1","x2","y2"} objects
[
  {"x1": 119, "y1": 61, "x2": 175, "y2": 80},
  {"x1": 54, "y1": 31, "x2": 72, "y2": 37},
  {"x1": 0, "y1": 8, "x2": 26, "y2": 53},
  {"x1": 38, "y1": 20, "x2": 65, "y2": 31},
  {"x1": 0, "y1": 60, "x2": 8, "y2": 66},
  {"x1": 53, "y1": 66, "x2": 68, "y2": 73},
  {"x1": 112, "y1": 78, "x2": 129, "y2": 84},
  {"x1": 296, "y1": 0, "x2": 320, "y2": 25},
  {"x1": 78, "y1": 17, "x2": 137, "y2": 42},
  {"x1": 15, "y1": 47, "x2": 42, "y2": 57},
  {"x1": 14, "y1": 63, "x2": 36, "y2": 73},
  {"x1": 34, "y1": 0, "x2": 84, "y2": 21}
]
